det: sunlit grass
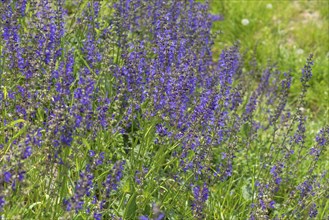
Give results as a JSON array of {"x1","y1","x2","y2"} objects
[{"x1": 211, "y1": 0, "x2": 328, "y2": 121}]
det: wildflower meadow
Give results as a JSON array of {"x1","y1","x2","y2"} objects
[{"x1": 0, "y1": 0, "x2": 328, "y2": 219}]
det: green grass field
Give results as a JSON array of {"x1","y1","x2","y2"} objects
[{"x1": 211, "y1": 0, "x2": 329, "y2": 121}]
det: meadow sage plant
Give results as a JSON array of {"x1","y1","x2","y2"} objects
[{"x1": 0, "y1": 0, "x2": 328, "y2": 219}]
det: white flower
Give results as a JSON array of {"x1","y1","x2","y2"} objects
[
  {"x1": 266, "y1": 4, "x2": 273, "y2": 9},
  {"x1": 241, "y1": 19, "x2": 249, "y2": 26},
  {"x1": 296, "y1": 48, "x2": 304, "y2": 55}
]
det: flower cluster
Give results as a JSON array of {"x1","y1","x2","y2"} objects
[{"x1": 0, "y1": 0, "x2": 327, "y2": 219}]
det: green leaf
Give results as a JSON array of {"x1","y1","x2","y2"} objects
[
  {"x1": 124, "y1": 193, "x2": 137, "y2": 219},
  {"x1": 3, "y1": 86, "x2": 8, "y2": 100},
  {"x1": 29, "y1": 202, "x2": 42, "y2": 210},
  {"x1": 242, "y1": 122, "x2": 251, "y2": 138},
  {"x1": 81, "y1": 138, "x2": 91, "y2": 150},
  {"x1": 0, "y1": 119, "x2": 26, "y2": 131},
  {"x1": 1, "y1": 124, "x2": 28, "y2": 162},
  {"x1": 241, "y1": 184, "x2": 252, "y2": 201}
]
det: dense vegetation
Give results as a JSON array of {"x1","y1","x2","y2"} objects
[{"x1": 0, "y1": 0, "x2": 328, "y2": 219}]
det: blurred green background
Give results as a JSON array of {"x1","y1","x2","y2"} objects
[{"x1": 210, "y1": 0, "x2": 329, "y2": 123}]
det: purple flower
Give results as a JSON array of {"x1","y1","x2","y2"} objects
[
  {"x1": 275, "y1": 177, "x2": 282, "y2": 185},
  {"x1": 63, "y1": 199, "x2": 72, "y2": 211},
  {"x1": 96, "y1": 152, "x2": 105, "y2": 166},
  {"x1": 300, "y1": 54, "x2": 313, "y2": 84},
  {"x1": 18, "y1": 171, "x2": 26, "y2": 181},
  {"x1": 76, "y1": 201, "x2": 84, "y2": 212},
  {"x1": 156, "y1": 213, "x2": 165, "y2": 220},
  {"x1": 315, "y1": 127, "x2": 328, "y2": 147},
  {"x1": 0, "y1": 197, "x2": 5, "y2": 211},
  {"x1": 209, "y1": 14, "x2": 224, "y2": 21},
  {"x1": 94, "y1": 212, "x2": 102, "y2": 220},
  {"x1": 89, "y1": 150, "x2": 96, "y2": 157},
  {"x1": 104, "y1": 161, "x2": 125, "y2": 196},
  {"x1": 4, "y1": 171, "x2": 11, "y2": 183},
  {"x1": 309, "y1": 203, "x2": 318, "y2": 218},
  {"x1": 22, "y1": 146, "x2": 32, "y2": 159},
  {"x1": 259, "y1": 199, "x2": 266, "y2": 210},
  {"x1": 192, "y1": 183, "x2": 209, "y2": 218}
]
